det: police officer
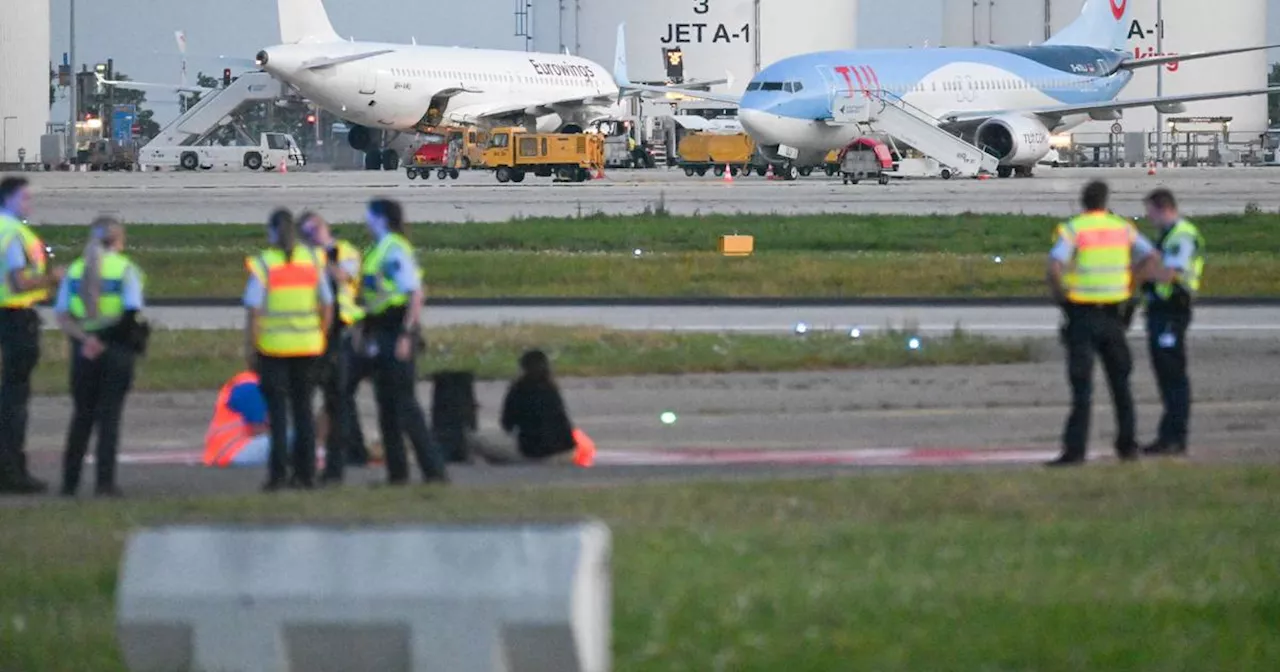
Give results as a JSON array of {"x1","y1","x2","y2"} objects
[
  {"x1": 1046, "y1": 180, "x2": 1159, "y2": 467},
  {"x1": 0, "y1": 177, "x2": 64, "y2": 494},
  {"x1": 243, "y1": 209, "x2": 334, "y2": 491},
  {"x1": 55, "y1": 218, "x2": 144, "y2": 497},
  {"x1": 1141, "y1": 189, "x2": 1203, "y2": 456},
  {"x1": 360, "y1": 198, "x2": 447, "y2": 485},
  {"x1": 298, "y1": 211, "x2": 370, "y2": 483}
]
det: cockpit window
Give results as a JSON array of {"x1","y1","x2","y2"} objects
[
  {"x1": 783, "y1": 81, "x2": 804, "y2": 93},
  {"x1": 760, "y1": 82, "x2": 784, "y2": 91},
  {"x1": 746, "y1": 82, "x2": 762, "y2": 91}
]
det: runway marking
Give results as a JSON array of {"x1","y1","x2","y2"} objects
[{"x1": 103, "y1": 447, "x2": 1058, "y2": 468}]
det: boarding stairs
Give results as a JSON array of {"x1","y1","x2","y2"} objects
[
  {"x1": 832, "y1": 90, "x2": 998, "y2": 178},
  {"x1": 142, "y1": 72, "x2": 287, "y2": 150}
]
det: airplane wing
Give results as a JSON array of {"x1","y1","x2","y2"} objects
[
  {"x1": 1117, "y1": 44, "x2": 1280, "y2": 71},
  {"x1": 300, "y1": 49, "x2": 395, "y2": 70},
  {"x1": 943, "y1": 86, "x2": 1280, "y2": 124},
  {"x1": 95, "y1": 73, "x2": 212, "y2": 95},
  {"x1": 445, "y1": 95, "x2": 617, "y2": 124}
]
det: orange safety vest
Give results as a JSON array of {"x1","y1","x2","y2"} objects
[{"x1": 203, "y1": 371, "x2": 261, "y2": 467}]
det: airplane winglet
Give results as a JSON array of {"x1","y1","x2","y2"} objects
[{"x1": 613, "y1": 23, "x2": 631, "y2": 88}]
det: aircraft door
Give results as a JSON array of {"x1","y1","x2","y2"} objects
[{"x1": 359, "y1": 67, "x2": 377, "y2": 95}]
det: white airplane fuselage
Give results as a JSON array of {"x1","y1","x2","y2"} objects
[{"x1": 258, "y1": 41, "x2": 619, "y2": 132}]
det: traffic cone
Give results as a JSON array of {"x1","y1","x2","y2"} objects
[
  {"x1": 278, "y1": 159, "x2": 287, "y2": 174},
  {"x1": 764, "y1": 164, "x2": 775, "y2": 180},
  {"x1": 571, "y1": 428, "x2": 596, "y2": 468},
  {"x1": 1147, "y1": 162, "x2": 1156, "y2": 176},
  {"x1": 723, "y1": 164, "x2": 734, "y2": 183},
  {"x1": 594, "y1": 164, "x2": 605, "y2": 180}
]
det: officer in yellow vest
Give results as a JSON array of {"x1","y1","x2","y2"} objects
[
  {"x1": 360, "y1": 198, "x2": 447, "y2": 485},
  {"x1": 0, "y1": 177, "x2": 65, "y2": 494},
  {"x1": 54, "y1": 218, "x2": 145, "y2": 498},
  {"x1": 243, "y1": 209, "x2": 334, "y2": 491},
  {"x1": 298, "y1": 211, "x2": 371, "y2": 483},
  {"x1": 1046, "y1": 180, "x2": 1160, "y2": 467},
  {"x1": 1140, "y1": 189, "x2": 1204, "y2": 456}
]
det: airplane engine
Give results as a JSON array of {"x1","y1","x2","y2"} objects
[
  {"x1": 975, "y1": 115, "x2": 1052, "y2": 166},
  {"x1": 347, "y1": 125, "x2": 372, "y2": 152}
]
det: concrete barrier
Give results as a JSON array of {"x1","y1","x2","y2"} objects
[{"x1": 116, "y1": 522, "x2": 611, "y2": 672}]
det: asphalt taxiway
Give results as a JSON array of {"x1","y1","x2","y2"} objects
[
  {"x1": 49, "y1": 303, "x2": 1280, "y2": 335},
  {"x1": 21, "y1": 165, "x2": 1280, "y2": 224}
]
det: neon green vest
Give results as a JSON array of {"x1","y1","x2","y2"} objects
[
  {"x1": 360, "y1": 233, "x2": 414, "y2": 316},
  {"x1": 248, "y1": 246, "x2": 326, "y2": 357},
  {"x1": 332, "y1": 239, "x2": 365, "y2": 325},
  {"x1": 66, "y1": 252, "x2": 140, "y2": 331},
  {"x1": 0, "y1": 217, "x2": 50, "y2": 308},
  {"x1": 1061, "y1": 212, "x2": 1134, "y2": 305},
  {"x1": 1154, "y1": 220, "x2": 1204, "y2": 300}
]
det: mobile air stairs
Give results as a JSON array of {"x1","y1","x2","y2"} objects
[
  {"x1": 139, "y1": 71, "x2": 303, "y2": 171},
  {"x1": 833, "y1": 90, "x2": 998, "y2": 179}
]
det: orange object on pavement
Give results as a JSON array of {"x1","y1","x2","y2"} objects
[
  {"x1": 204, "y1": 371, "x2": 261, "y2": 467},
  {"x1": 572, "y1": 428, "x2": 596, "y2": 467}
]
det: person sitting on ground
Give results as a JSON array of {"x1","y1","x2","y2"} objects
[
  {"x1": 203, "y1": 371, "x2": 292, "y2": 467},
  {"x1": 474, "y1": 350, "x2": 579, "y2": 464}
]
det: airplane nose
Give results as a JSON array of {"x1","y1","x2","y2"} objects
[{"x1": 739, "y1": 108, "x2": 784, "y2": 145}]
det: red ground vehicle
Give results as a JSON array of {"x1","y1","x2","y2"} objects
[
  {"x1": 837, "y1": 137, "x2": 894, "y2": 185},
  {"x1": 405, "y1": 133, "x2": 459, "y2": 180}
]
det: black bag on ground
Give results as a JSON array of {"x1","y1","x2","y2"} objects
[{"x1": 431, "y1": 371, "x2": 477, "y2": 463}]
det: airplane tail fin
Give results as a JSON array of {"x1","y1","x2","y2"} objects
[
  {"x1": 1045, "y1": 0, "x2": 1130, "y2": 50},
  {"x1": 613, "y1": 23, "x2": 631, "y2": 87},
  {"x1": 278, "y1": 0, "x2": 341, "y2": 44}
]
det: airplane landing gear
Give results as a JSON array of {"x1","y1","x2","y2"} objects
[
  {"x1": 364, "y1": 149, "x2": 399, "y2": 171},
  {"x1": 997, "y1": 166, "x2": 1014, "y2": 179}
]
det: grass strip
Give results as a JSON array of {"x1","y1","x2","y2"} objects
[
  {"x1": 32, "y1": 214, "x2": 1279, "y2": 299},
  {"x1": 28, "y1": 325, "x2": 1034, "y2": 395},
  {"x1": 1, "y1": 466, "x2": 1276, "y2": 670}
]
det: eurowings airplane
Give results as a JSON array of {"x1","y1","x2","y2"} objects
[
  {"x1": 617, "y1": 0, "x2": 1280, "y2": 177},
  {"x1": 255, "y1": 0, "x2": 621, "y2": 168}
]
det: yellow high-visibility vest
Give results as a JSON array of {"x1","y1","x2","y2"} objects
[
  {"x1": 360, "y1": 233, "x2": 414, "y2": 316},
  {"x1": 247, "y1": 246, "x2": 326, "y2": 357},
  {"x1": 1058, "y1": 211, "x2": 1135, "y2": 305},
  {"x1": 0, "y1": 217, "x2": 50, "y2": 308},
  {"x1": 325, "y1": 239, "x2": 365, "y2": 325},
  {"x1": 66, "y1": 252, "x2": 142, "y2": 331},
  {"x1": 1154, "y1": 219, "x2": 1204, "y2": 300}
]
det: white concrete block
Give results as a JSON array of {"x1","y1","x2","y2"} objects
[{"x1": 116, "y1": 522, "x2": 611, "y2": 672}]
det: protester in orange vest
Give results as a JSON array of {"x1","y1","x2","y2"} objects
[
  {"x1": 204, "y1": 371, "x2": 290, "y2": 467},
  {"x1": 472, "y1": 350, "x2": 594, "y2": 466}
]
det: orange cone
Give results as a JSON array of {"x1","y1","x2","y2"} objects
[
  {"x1": 723, "y1": 164, "x2": 734, "y2": 183},
  {"x1": 278, "y1": 159, "x2": 287, "y2": 174},
  {"x1": 594, "y1": 164, "x2": 605, "y2": 180},
  {"x1": 1147, "y1": 162, "x2": 1156, "y2": 176},
  {"x1": 571, "y1": 428, "x2": 596, "y2": 468},
  {"x1": 765, "y1": 164, "x2": 775, "y2": 181}
]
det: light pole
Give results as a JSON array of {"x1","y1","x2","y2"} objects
[
  {"x1": 1155, "y1": 0, "x2": 1164, "y2": 166},
  {"x1": 2, "y1": 116, "x2": 16, "y2": 164},
  {"x1": 68, "y1": 0, "x2": 78, "y2": 164}
]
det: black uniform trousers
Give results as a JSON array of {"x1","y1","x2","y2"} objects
[
  {"x1": 1060, "y1": 303, "x2": 1137, "y2": 460},
  {"x1": 62, "y1": 341, "x2": 135, "y2": 494},
  {"x1": 369, "y1": 326, "x2": 446, "y2": 483},
  {"x1": 318, "y1": 328, "x2": 371, "y2": 480},
  {"x1": 1146, "y1": 307, "x2": 1192, "y2": 446},
  {"x1": 0, "y1": 308, "x2": 41, "y2": 485},
  {"x1": 257, "y1": 355, "x2": 319, "y2": 487}
]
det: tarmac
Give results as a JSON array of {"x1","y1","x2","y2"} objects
[
  {"x1": 90, "y1": 303, "x2": 1280, "y2": 335},
  {"x1": 11, "y1": 335, "x2": 1279, "y2": 501},
  {"x1": 20, "y1": 165, "x2": 1280, "y2": 224}
]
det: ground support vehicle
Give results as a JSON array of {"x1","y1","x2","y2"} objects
[
  {"x1": 142, "y1": 132, "x2": 304, "y2": 172},
  {"x1": 676, "y1": 132, "x2": 769, "y2": 177},
  {"x1": 405, "y1": 134, "x2": 460, "y2": 181},
  {"x1": 838, "y1": 138, "x2": 894, "y2": 185},
  {"x1": 482, "y1": 128, "x2": 604, "y2": 184}
]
